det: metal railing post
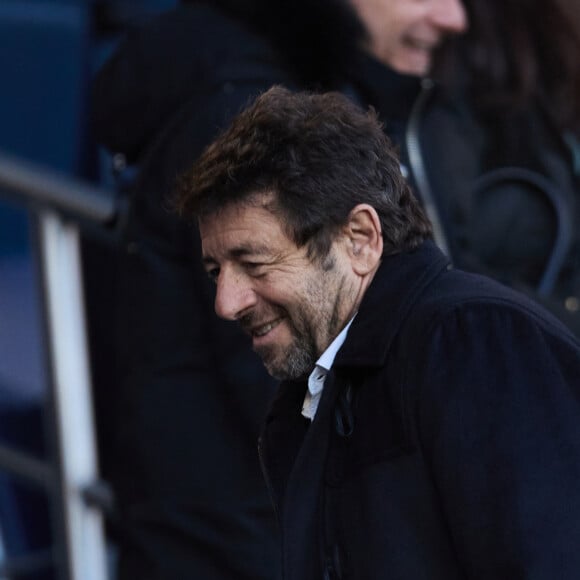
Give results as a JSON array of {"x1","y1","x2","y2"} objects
[
  {"x1": 0, "y1": 151, "x2": 119, "y2": 580},
  {"x1": 38, "y1": 209, "x2": 109, "y2": 580}
]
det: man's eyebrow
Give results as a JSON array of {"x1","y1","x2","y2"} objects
[
  {"x1": 202, "y1": 243, "x2": 272, "y2": 266},
  {"x1": 229, "y1": 243, "x2": 271, "y2": 258}
]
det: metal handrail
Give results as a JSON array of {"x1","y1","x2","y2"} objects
[
  {"x1": 0, "y1": 150, "x2": 118, "y2": 226},
  {"x1": 0, "y1": 149, "x2": 115, "y2": 580},
  {"x1": 0, "y1": 442, "x2": 56, "y2": 488}
]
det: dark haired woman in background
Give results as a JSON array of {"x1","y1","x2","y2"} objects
[{"x1": 429, "y1": 0, "x2": 580, "y2": 333}]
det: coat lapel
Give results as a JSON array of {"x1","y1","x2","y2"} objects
[{"x1": 336, "y1": 241, "x2": 450, "y2": 369}]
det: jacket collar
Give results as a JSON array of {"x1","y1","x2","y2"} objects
[
  {"x1": 348, "y1": 53, "x2": 423, "y2": 123},
  {"x1": 335, "y1": 240, "x2": 449, "y2": 369}
]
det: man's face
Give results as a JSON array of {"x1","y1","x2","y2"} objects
[
  {"x1": 199, "y1": 195, "x2": 359, "y2": 381},
  {"x1": 349, "y1": 0, "x2": 468, "y2": 75}
]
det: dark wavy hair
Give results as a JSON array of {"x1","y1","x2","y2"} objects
[
  {"x1": 175, "y1": 86, "x2": 432, "y2": 259},
  {"x1": 435, "y1": 0, "x2": 580, "y2": 130}
]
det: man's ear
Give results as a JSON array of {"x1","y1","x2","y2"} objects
[{"x1": 344, "y1": 204, "x2": 383, "y2": 275}]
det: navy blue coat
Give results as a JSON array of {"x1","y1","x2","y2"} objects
[{"x1": 259, "y1": 241, "x2": 580, "y2": 580}]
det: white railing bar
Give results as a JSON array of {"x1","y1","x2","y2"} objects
[{"x1": 38, "y1": 210, "x2": 108, "y2": 580}]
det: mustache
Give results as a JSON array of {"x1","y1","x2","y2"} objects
[{"x1": 238, "y1": 312, "x2": 256, "y2": 334}]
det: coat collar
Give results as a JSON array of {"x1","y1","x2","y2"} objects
[
  {"x1": 335, "y1": 240, "x2": 450, "y2": 369},
  {"x1": 264, "y1": 240, "x2": 449, "y2": 420}
]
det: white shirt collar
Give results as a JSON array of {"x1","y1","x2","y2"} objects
[
  {"x1": 316, "y1": 317, "x2": 354, "y2": 372},
  {"x1": 301, "y1": 317, "x2": 355, "y2": 420}
]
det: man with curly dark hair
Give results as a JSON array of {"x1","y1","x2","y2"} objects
[{"x1": 177, "y1": 86, "x2": 580, "y2": 580}]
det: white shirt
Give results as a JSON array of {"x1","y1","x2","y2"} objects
[{"x1": 301, "y1": 318, "x2": 355, "y2": 421}]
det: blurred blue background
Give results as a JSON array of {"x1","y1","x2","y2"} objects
[{"x1": 0, "y1": 1, "x2": 178, "y2": 577}]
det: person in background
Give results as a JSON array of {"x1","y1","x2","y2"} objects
[
  {"x1": 89, "y1": 0, "x2": 579, "y2": 578},
  {"x1": 176, "y1": 85, "x2": 580, "y2": 580},
  {"x1": 422, "y1": 0, "x2": 580, "y2": 335}
]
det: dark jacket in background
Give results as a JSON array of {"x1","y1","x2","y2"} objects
[
  {"x1": 260, "y1": 241, "x2": 580, "y2": 580},
  {"x1": 417, "y1": 88, "x2": 580, "y2": 335},
  {"x1": 90, "y1": 6, "x2": 290, "y2": 580}
]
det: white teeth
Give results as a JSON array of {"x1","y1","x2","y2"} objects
[{"x1": 254, "y1": 319, "x2": 281, "y2": 337}]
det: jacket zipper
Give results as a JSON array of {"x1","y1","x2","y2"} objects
[
  {"x1": 257, "y1": 436, "x2": 281, "y2": 524},
  {"x1": 405, "y1": 77, "x2": 452, "y2": 260}
]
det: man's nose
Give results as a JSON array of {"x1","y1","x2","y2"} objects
[
  {"x1": 214, "y1": 269, "x2": 256, "y2": 321},
  {"x1": 430, "y1": 0, "x2": 469, "y2": 35}
]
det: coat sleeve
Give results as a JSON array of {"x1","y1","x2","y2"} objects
[{"x1": 415, "y1": 301, "x2": 580, "y2": 579}]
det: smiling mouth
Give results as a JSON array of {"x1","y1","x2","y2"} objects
[
  {"x1": 251, "y1": 317, "x2": 284, "y2": 338},
  {"x1": 406, "y1": 37, "x2": 439, "y2": 52}
]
